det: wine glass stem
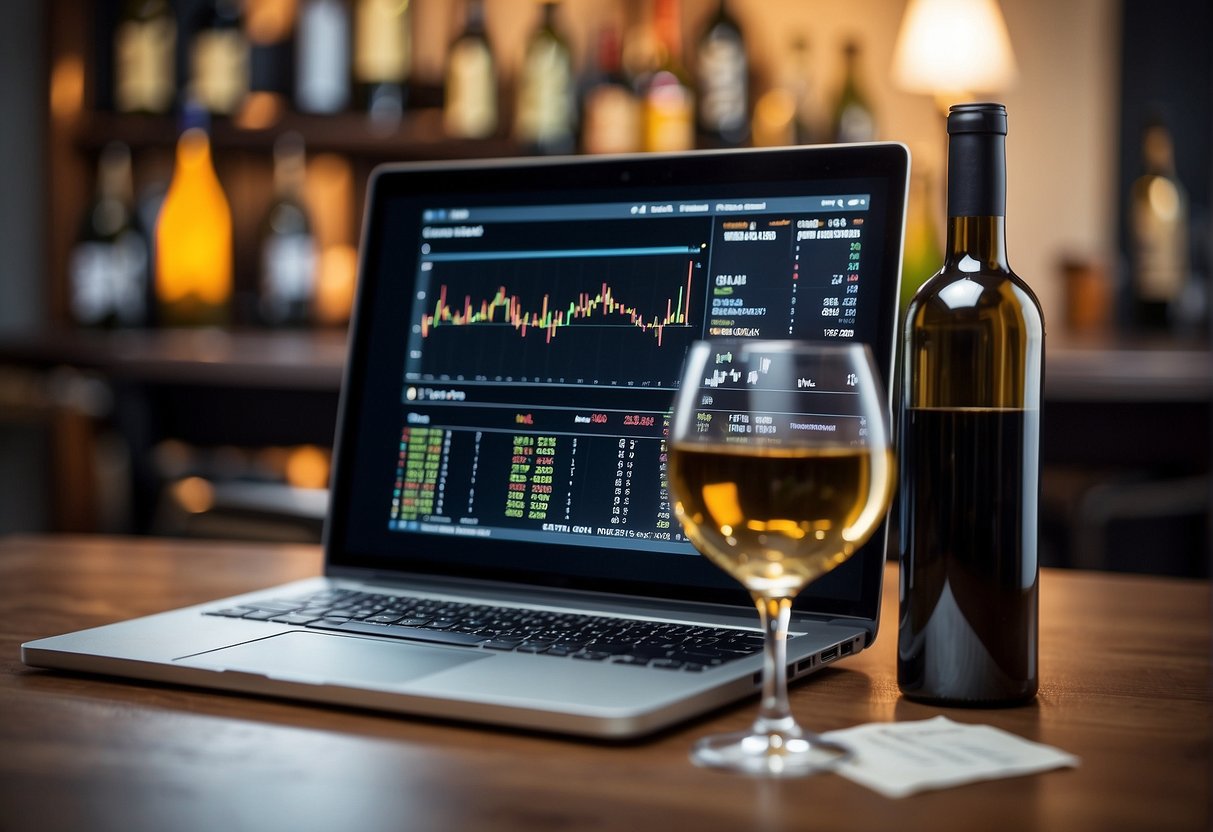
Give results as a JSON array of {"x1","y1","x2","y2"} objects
[{"x1": 753, "y1": 594, "x2": 800, "y2": 736}]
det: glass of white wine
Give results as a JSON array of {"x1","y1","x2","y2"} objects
[{"x1": 668, "y1": 340, "x2": 894, "y2": 776}]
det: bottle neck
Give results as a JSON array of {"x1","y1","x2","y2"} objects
[
  {"x1": 541, "y1": 2, "x2": 558, "y2": 32},
  {"x1": 465, "y1": 0, "x2": 486, "y2": 35},
  {"x1": 176, "y1": 127, "x2": 214, "y2": 172},
  {"x1": 841, "y1": 44, "x2": 859, "y2": 86},
  {"x1": 272, "y1": 134, "x2": 307, "y2": 198},
  {"x1": 944, "y1": 216, "x2": 1009, "y2": 270},
  {"x1": 1142, "y1": 124, "x2": 1176, "y2": 177},
  {"x1": 655, "y1": 0, "x2": 683, "y2": 64},
  {"x1": 947, "y1": 130, "x2": 1005, "y2": 217},
  {"x1": 944, "y1": 128, "x2": 1008, "y2": 269},
  {"x1": 596, "y1": 26, "x2": 622, "y2": 76},
  {"x1": 97, "y1": 144, "x2": 134, "y2": 204}
]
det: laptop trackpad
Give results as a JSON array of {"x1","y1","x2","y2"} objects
[{"x1": 181, "y1": 630, "x2": 487, "y2": 686}]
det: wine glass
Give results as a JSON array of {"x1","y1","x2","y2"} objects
[{"x1": 667, "y1": 340, "x2": 894, "y2": 776}]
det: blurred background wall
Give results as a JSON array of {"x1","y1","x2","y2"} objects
[{"x1": 0, "y1": 0, "x2": 1208, "y2": 575}]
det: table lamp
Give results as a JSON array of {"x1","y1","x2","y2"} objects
[{"x1": 891, "y1": 0, "x2": 1017, "y2": 112}]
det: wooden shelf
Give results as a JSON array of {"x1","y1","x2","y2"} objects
[
  {"x1": 0, "y1": 327, "x2": 347, "y2": 392},
  {"x1": 73, "y1": 107, "x2": 528, "y2": 162}
]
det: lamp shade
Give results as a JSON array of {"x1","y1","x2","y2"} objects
[{"x1": 892, "y1": 0, "x2": 1017, "y2": 103}]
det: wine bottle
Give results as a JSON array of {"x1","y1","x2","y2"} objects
[
  {"x1": 641, "y1": 0, "x2": 695, "y2": 153},
  {"x1": 750, "y1": 33, "x2": 817, "y2": 148},
  {"x1": 695, "y1": 0, "x2": 748, "y2": 147},
  {"x1": 1128, "y1": 117, "x2": 1189, "y2": 330},
  {"x1": 113, "y1": 0, "x2": 177, "y2": 115},
  {"x1": 580, "y1": 24, "x2": 640, "y2": 154},
  {"x1": 444, "y1": 0, "x2": 497, "y2": 140},
  {"x1": 354, "y1": 0, "x2": 412, "y2": 126},
  {"x1": 259, "y1": 133, "x2": 316, "y2": 327},
  {"x1": 296, "y1": 0, "x2": 351, "y2": 114},
  {"x1": 189, "y1": 0, "x2": 250, "y2": 116},
  {"x1": 69, "y1": 142, "x2": 150, "y2": 327},
  {"x1": 898, "y1": 103, "x2": 1044, "y2": 706},
  {"x1": 830, "y1": 40, "x2": 875, "y2": 143},
  {"x1": 514, "y1": 1, "x2": 575, "y2": 155},
  {"x1": 155, "y1": 104, "x2": 233, "y2": 327}
]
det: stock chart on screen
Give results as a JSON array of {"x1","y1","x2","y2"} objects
[{"x1": 388, "y1": 195, "x2": 878, "y2": 554}]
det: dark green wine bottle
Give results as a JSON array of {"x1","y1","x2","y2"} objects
[{"x1": 898, "y1": 103, "x2": 1045, "y2": 706}]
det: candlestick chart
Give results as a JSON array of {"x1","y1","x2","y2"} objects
[
  {"x1": 422, "y1": 263, "x2": 692, "y2": 346},
  {"x1": 407, "y1": 244, "x2": 706, "y2": 387}
]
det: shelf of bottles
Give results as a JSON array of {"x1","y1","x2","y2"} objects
[{"x1": 64, "y1": 0, "x2": 883, "y2": 335}]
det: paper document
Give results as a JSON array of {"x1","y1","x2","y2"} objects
[{"x1": 823, "y1": 716, "x2": 1080, "y2": 798}]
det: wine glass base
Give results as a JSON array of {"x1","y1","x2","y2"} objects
[{"x1": 690, "y1": 728, "x2": 852, "y2": 777}]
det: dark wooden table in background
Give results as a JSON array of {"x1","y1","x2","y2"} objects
[{"x1": 1, "y1": 535, "x2": 1209, "y2": 831}]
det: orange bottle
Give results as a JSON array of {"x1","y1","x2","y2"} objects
[{"x1": 155, "y1": 106, "x2": 232, "y2": 326}]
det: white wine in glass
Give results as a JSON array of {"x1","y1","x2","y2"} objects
[{"x1": 668, "y1": 340, "x2": 894, "y2": 776}]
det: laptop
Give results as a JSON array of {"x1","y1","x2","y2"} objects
[{"x1": 23, "y1": 143, "x2": 909, "y2": 739}]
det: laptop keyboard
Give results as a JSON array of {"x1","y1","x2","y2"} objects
[{"x1": 205, "y1": 588, "x2": 767, "y2": 672}]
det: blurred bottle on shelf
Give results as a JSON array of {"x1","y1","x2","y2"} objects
[
  {"x1": 155, "y1": 104, "x2": 232, "y2": 327},
  {"x1": 295, "y1": 0, "x2": 351, "y2": 114},
  {"x1": 515, "y1": 1, "x2": 576, "y2": 154},
  {"x1": 620, "y1": 0, "x2": 657, "y2": 82},
  {"x1": 114, "y1": 0, "x2": 177, "y2": 115},
  {"x1": 695, "y1": 0, "x2": 748, "y2": 147},
  {"x1": 751, "y1": 33, "x2": 820, "y2": 147},
  {"x1": 641, "y1": 0, "x2": 694, "y2": 152},
  {"x1": 444, "y1": 0, "x2": 497, "y2": 139},
  {"x1": 190, "y1": 0, "x2": 250, "y2": 116},
  {"x1": 580, "y1": 23, "x2": 640, "y2": 154},
  {"x1": 245, "y1": 0, "x2": 296, "y2": 106},
  {"x1": 69, "y1": 142, "x2": 151, "y2": 328},
  {"x1": 830, "y1": 39, "x2": 875, "y2": 143},
  {"x1": 259, "y1": 133, "x2": 317, "y2": 327},
  {"x1": 1128, "y1": 116, "x2": 1191, "y2": 331},
  {"x1": 296, "y1": 150, "x2": 358, "y2": 327},
  {"x1": 354, "y1": 0, "x2": 412, "y2": 128}
]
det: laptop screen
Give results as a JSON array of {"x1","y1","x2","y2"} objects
[{"x1": 329, "y1": 145, "x2": 908, "y2": 617}]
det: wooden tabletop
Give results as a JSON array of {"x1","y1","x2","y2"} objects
[{"x1": 1, "y1": 535, "x2": 1209, "y2": 832}]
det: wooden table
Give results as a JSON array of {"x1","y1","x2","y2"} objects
[{"x1": 1, "y1": 536, "x2": 1209, "y2": 831}]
